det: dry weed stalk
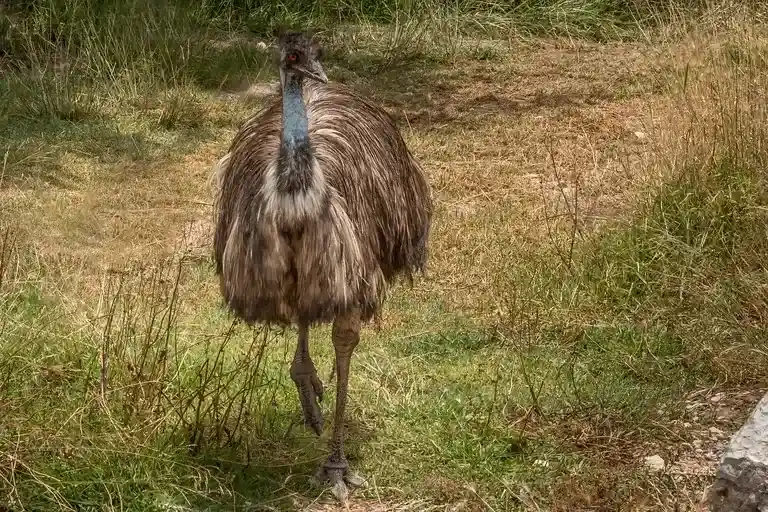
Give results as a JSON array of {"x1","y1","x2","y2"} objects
[
  {"x1": 541, "y1": 139, "x2": 584, "y2": 274},
  {"x1": 87, "y1": 253, "x2": 286, "y2": 455}
]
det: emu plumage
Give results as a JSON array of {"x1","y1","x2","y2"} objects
[{"x1": 211, "y1": 32, "x2": 432, "y2": 500}]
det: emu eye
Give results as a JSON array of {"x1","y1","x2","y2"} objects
[{"x1": 287, "y1": 52, "x2": 298, "y2": 62}]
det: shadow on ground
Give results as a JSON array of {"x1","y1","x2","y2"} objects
[
  {"x1": 175, "y1": 405, "x2": 380, "y2": 509},
  {"x1": 0, "y1": 117, "x2": 218, "y2": 189},
  {"x1": 322, "y1": 42, "x2": 648, "y2": 136}
]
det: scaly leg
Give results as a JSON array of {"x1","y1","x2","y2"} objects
[
  {"x1": 289, "y1": 323, "x2": 324, "y2": 435},
  {"x1": 315, "y1": 310, "x2": 367, "y2": 501}
]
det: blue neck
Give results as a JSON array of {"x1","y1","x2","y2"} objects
[
  {"x1": 276, "y1": 73, "x2": 314, "y2": 195},
  {"x1": 281, "y1": 74, "x2": 309, "y2": 149}
]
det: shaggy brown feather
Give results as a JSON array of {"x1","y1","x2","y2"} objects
[{"x1": 212, "y1": 80, "x2": 432, "y2": 327}]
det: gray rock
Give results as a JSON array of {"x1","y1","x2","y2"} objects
[{"x1": 708, "y1": 391, "x2": 768, "y2": 512}]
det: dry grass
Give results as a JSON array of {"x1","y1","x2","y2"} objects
[
  {"x1": 2, "y1": 6, "x2": 768, "y2": 511},
  {"x1": 5, "y1": 37, "x2": 663, "y2": 304}
]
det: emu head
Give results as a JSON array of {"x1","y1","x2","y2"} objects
[{"x1": 275, "y1": 31, "x2": 328, "y2": 86}]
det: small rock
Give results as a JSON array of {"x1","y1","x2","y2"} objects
[
  {"x1": 634, "y1": 131, "x2": 647, "y2": 139},
  {"x1": 644, "y1": 454, "x2": 666, "y2": 472},
  {"x1": 710, "y1": 393, "x2": 724, "y2": 403},
  {"x1": 716, "y1": 409, "x2": 733, "y2": 421},
  {"x1": 693, "y1": 439, "x2": 703, "y2": 449},
  {"x1": 684, "y1": 422, "x2": 692, "y2": 428},
  {"x1": 709, "y1": 426, "x2": 725, "y2": 436}
]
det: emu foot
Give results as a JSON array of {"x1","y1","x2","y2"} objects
[
  {"x1": 290, "y1": 363, "x2": 324, "y2": 435},
  {"x1": 313, "y1": 459, "x2": 367, "y2": 502}
]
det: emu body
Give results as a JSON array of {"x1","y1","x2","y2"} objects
[
  {"x1": 214, "y1": 80, "x2": 430, "y2": 325},
  {"x1": 212, "y1": 32, "x2": 432, "y2": 501}
]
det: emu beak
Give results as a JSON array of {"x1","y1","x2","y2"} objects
[{"x1": 297, "y1": 60, "x2": 328, "y2": 84}]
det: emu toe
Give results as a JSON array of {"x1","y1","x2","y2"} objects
[
  {"x1": 313, "y1": 459, "x2": 367, "y2": 502},
  {"x1": 290, "y1": 363, "x2": 325, "y2": 435}
]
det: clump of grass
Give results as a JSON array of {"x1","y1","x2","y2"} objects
[
  {"x1": 156, "y1": 87, "x2": 207, "y2": 129},
  {"x1": 8, "y1": 72, "x2": 96, "y2": 122},
  {"x1": 480, "y1": 13, "x2": 768, "y2": 509},
  {"x1": 0, "y1": 252, "x2": 320, "y2": 509},
  {"x1": 584, "y1": 13, "x2": 768, "y2": 379},
  {"x1": 1, "y1": 1, "x2": 270, "y2": 130}
]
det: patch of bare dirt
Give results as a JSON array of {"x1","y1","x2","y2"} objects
[
  {"x1": 668, "y1": 388, "x2": 764, "y2": 477},
  {"x1": 549, "y1": 388, "x2": 764, "y2": 511}
]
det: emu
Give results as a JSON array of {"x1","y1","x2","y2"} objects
[{"x1": 211, "y1": 31, "x2": 432, "y2": 500}]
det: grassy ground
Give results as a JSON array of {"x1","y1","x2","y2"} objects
[{"x1": 2, "y1": 1, "x2": 768, "y2": 510}]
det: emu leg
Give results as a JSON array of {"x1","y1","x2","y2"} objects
[
  {"x1": 315, "y1": 310, "x2": 367, "y2": 501},
  {"x1": 290, "y1": 323, "x2": 324, "y2": 435}
]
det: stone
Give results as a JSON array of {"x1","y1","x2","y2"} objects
[
  {"x1": 644, "y1": 454, "x2": 666, "y2": 472},
  {"x1": 708, "y1": 391, "x2": 768, "y2": 512}
]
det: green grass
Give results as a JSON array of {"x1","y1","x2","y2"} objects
[
  {"x1": 0, "y1": 262, "x2": 705, "y2": 509},
  {"x1": 3, "y1": 0, "x2": 768, "y2": 510}
]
